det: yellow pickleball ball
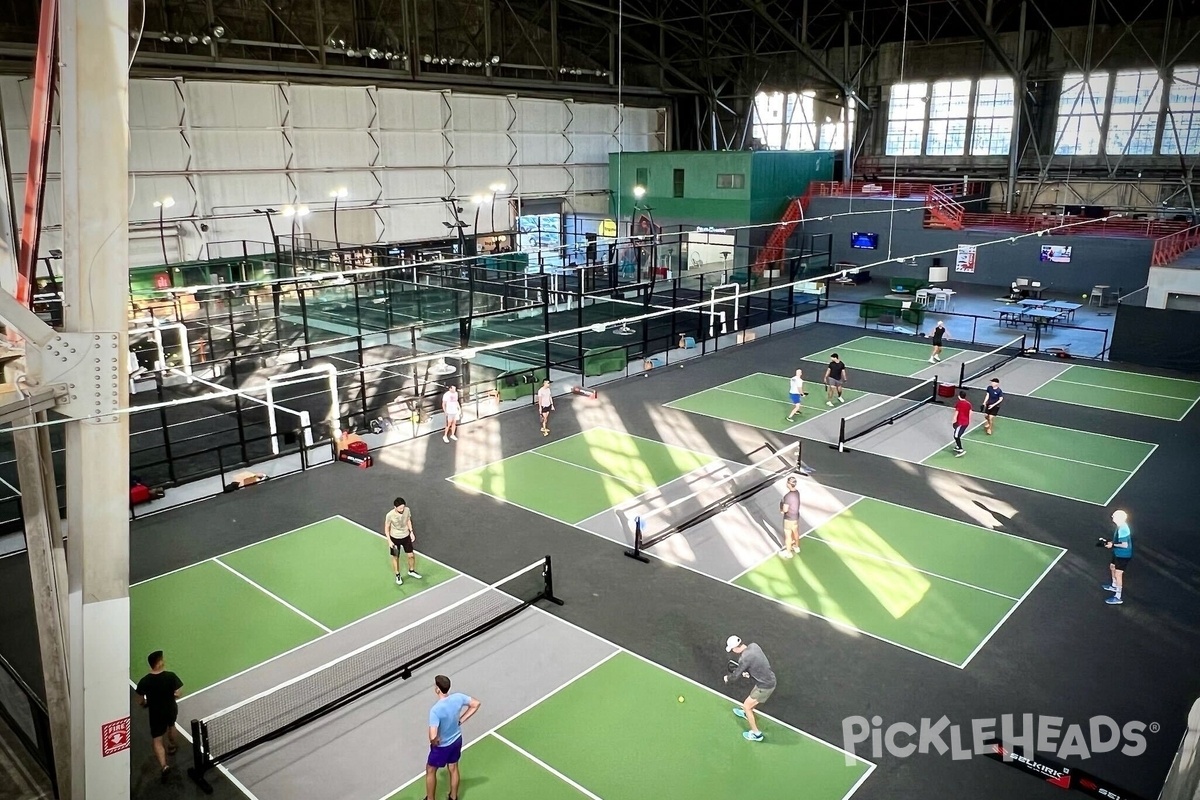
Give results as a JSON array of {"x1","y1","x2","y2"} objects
[{"x1": 678, "y1": 695, "x2": 685, "y2": 703}]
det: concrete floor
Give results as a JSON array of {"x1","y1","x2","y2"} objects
[{"x1": 818, "y1": 278, "x2": 1118, "y2": 358}]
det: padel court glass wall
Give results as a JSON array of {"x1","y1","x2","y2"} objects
[{"x1": 0, "y1": 228, "x2": 831, "y2": 541}]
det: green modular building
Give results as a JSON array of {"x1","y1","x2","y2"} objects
[{"x1": 608, "y1": 150, "x2": 835, "y2": 227}]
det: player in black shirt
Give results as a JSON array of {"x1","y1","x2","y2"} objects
[
  {"x1": 135, "y1": 650, "x2": 183, "y2": 782},
  {"x1": 823, "y1": 354, "x2": 849, "y2": 406}
]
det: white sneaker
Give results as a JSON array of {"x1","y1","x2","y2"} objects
[
  {"x1": 935, "y1": 355, "x2": 941, "y2": 362},
  {"x1": 408, "y1": 570, "x2": 423, "y2": 579},
  {"x1": 826, "y1": 401, "x2": 833, "y2": 407},
  {"x1": 395, "y1": 574, "x2": 403, "y2": 585},
  {"x1": 838, "y1": 396, "x2": 845, "y2": 404},
  {"x1": 442, "y1": 435, "x2": 449, "y2": 443},
  {"x1": 780, "y1": 549, "x2": 793, "y2": 559},
  {"x1": 450, "y1": 434, "x2": 458, "y2": 441},
  {"x1": 929, "y1": 357, "x2": 936, "y2": 364}
]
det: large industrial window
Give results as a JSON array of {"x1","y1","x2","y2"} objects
[
  {"x1": 1162, "y1": 67, "x2": 1200, "y2": 155},
  {"x1": 1054, "y1": 72, "x2": 1108, "y2": 155},
  {"x1": 673, "y1": 169, "x2": 685, "y2": 197},
  {"x1": 751, "y1": 91, "x2": 818, "y2": 150},
  {"x1": 885, "y1": 82, "x2": 927, "y2": 156},
  {"x1": 926, "y1": 79, "x2": 972, "y2": 156},
  {"x1": 635, "y1": 167, "x2": 649, "y2": 188},
  {"x1": 971, "y1": 77, "x2": 1015, "y2": 155},
  {"x1": 818, "y1": 106, "x2": 855, "y2": 151},
  {"x1": 1106, "y1": 69, "x2": 1162, "y2": 156}
]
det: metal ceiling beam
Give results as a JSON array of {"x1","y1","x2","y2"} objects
[{"x1": 739, "y1": 0, "x2": 870, "y2": 109}]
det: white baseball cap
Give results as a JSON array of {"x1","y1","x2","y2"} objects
[{"x1": 725, "y1": 635, "x2": 742, "y2": 652}]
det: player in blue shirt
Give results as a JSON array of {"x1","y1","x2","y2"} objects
[
  {"x1": 982, "y1": 378, "x2": 1004, "y2": 435},
  {"x1": 1103, "y1": 509, "x2": 1133, "y2": 605},
  {"x1": 425, "y1": 675, "x2": 481, "y2": 800}
]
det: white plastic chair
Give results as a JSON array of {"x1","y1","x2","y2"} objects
[
  {"x1": 1088, "y1": 286, "x2": 1104, "y2": 307},
  {"x1": 915, "y1": 288, "x2": 932, "y2": 307}
]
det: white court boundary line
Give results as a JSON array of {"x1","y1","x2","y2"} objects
[
  {"x1": 1040, "y1": 377, "x2": 1197, "y2": 421},
  {"x1": 726, "y1": 494, "x2": 1067, "y2": 668},
  {"x1": 530, "y1": 451, "x2": 659, "y2": 492},
  {"x1": 449, "y1": 425, "x2": 720, "y2": 480},
  {"x1": 199, "y1": 559, "x2": 546, "y2": 723},
  {"x1": 373, "y1": 610, "x2": 877, "y2": 800},
  {"x1": 487, "y1": 734, "x2": 604, "y2": 800},
  {"x1": 127, "y1": 678, "x2": 265, "y2": 800},
  {"x1": 804, "y1": 535, "x2": 1021, "y2": 602},
  {"x1": 959, "y1": 545, "x2": 1067, "y2": 668},
  {"x1": 148, "y1": 517, "x2": 468, "y2": 701},
  {"x1": 211, "y1": 558, "x2": 333, "y2": 633},
  {"x1": 450, "y1": 438, "x2": 1042, "y2": 669},
  {"x1": 962, "y1": 439, "x2": 1134, "y2": 473}
]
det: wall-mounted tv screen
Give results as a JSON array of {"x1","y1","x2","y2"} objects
[
  {"x1": 850, "y1": 232, "x2": 878, "y2": 250},
  {"x1": 1040, "y1": 244, "x2": 1072, "y2": 263}
]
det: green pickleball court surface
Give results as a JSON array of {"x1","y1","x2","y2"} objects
[
  {"x1": 666, "y1": 373, "x2": 867, "y2": 432},
  {"x1": 1031, "y1": 364, "x2": 1200, "y2": 420},
  {"x1": 803, "y1": 336, "x2": 964, "y2": 378},
  {"x1": 735, "y1": 499, "x2": 1061, "y2": 666},
  {"x1": 219, "y1": 518, "x2": 459, "y2": 629},
  {"x1": 451, "y1": 430, "x2": 716, "y2": 525},
  {"x1": 386, "y1": 735, "x2": 592, "y2": 800},
  {"x1": 498, "y1": 653, "x2": 871, "y2": 799},
  {"x1": 130, "y1": 560, "x2": 324, "y2": 692},
  {"x1": 922, "y1": 418, "x2": 1155, "y2": 505}
]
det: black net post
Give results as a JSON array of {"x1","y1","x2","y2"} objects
[
  {"x1": 623, "y1": 516, "x2": 649, "y2": 563},
  {"x1": 542, "y1": 555, "x2": 565, "y2": 605},
  {"x1": 187, "y1": 718, "x2": 214, "y2": 794}
]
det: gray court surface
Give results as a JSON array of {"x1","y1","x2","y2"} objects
[
  {"x1": 578, "y1": 467, "x2": 860, "y2": 581},
  {"x1": 197, "y1": 588, "x2": 616, "y2": 800},
  {"x1": 790, "y1": 393, "x2": 985, "y2": 461},
  {"x1": 913, "y1": 353, "x2": 1069, "y2": 395}
]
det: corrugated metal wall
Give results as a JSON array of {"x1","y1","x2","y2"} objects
[{"x1": 1, "y1": 77, "x2": 665, "y2": 267}]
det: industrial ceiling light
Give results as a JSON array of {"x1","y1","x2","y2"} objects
[
  {"x1": 368, "y1": 48, "x2": 381, "y2": 59},
  {"x1": 490, "y1": 55, "x2": 500, "y2": 64},
  {"x1": 449, "y1": 57, "x2": 458, "y2": 65},
  {"x1": 384, "y1": 51, "x2": 393, "y2": 60},
  {"x1": 200, "y1": 34, "x2": 211, "y2": 45},
  {"x1": 346, "y1": 48, "x2": 358, "y2": 57},
  {"x1": 159, "y1": 33, "x2": 171, "y2": 42},
  {"x1": 440, "y1": 57, "x2": 448, "y2": 65},
  {"x1": 423, "y1": 54, "x2": 432, "y2": 63},
  {"x1": 212, "y1": 25, "x2": 225, "y2": 37},
  {"x1": 187, "y1": 34, "x2": 199, "y2": 44},
  {"x1": 171, "y1": 33, "x2": 184, "y2": 43}
]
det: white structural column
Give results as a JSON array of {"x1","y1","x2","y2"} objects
[{"x1": 60, "y1": 0, "x2": 131, "y2": 797}]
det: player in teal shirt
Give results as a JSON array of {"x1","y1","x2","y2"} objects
[{"x1": 1103, "y1": 509, "x2": 1132, "y2": 605}]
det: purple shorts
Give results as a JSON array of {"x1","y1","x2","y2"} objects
[{"x1": 428, "y1": 736, "x2": 463, "y2": 768}]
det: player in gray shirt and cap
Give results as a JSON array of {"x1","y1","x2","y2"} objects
[{"x1": 724, "y1": 635, "x2": 776, "y2": 742}]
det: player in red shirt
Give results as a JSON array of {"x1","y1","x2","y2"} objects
[{"x1": 952, "y1": 390, "x2": 972, "y2": 457}]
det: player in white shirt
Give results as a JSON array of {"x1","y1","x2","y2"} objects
[
  {"x1": 786, "y1": 369, "x2": 805, "y2": 421},
  {"x1": 441, "y1": 385, "x2": 461, "y2": 443},
  {"x1": 536, "y1": 380, "x2": 555, "y2": 436}
]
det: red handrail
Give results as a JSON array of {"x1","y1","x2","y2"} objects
[{"x1": 1151, "y1": 224, "x2": 1200, "y2": 266}]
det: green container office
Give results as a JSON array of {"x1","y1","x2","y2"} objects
[{"x1": 609, "y1": 150, "x2": 835, "y2": 226}]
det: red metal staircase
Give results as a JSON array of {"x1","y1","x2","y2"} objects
[{"x1": 751, "y1": 191, "x2": 810, "y2": 277}]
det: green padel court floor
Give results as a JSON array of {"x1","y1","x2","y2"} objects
[
  {"x1": 129, "y1": 516, "x2": 458, "y2": 692},
  {"x1": 803, "y1": 335, "x2": 964, "y2": 377},
  {"x1": 922, "y1": 416, "x2": 1156, "y2": 505},
  {"x1": 1029, "y1": 362, "x2": 1200, "y2": 420},
  {"x1": 386, "y1": 651, "x2": 874, "y2": 800},
  {"x1": 664, "y1": 372, "x2": 869, "y2": 433},
  {"x1": 733, "y1": 498, "x2": 1063, "y2": 668},
  {"x1": 449, "y1": 429, "x2": 1062, "y2": 666}
]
